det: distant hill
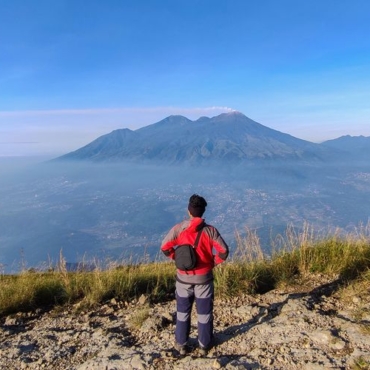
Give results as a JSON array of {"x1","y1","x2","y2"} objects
[
  {"x1": 57, "y1": 112, "x2": 334, "y2": 164},
  {"x1": 321, "y1": 135, "x2": 370, "y2": 161}
]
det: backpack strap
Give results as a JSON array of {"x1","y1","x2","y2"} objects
[{"x1": 193, "y1": 228, "x2": 203, "y2": 249}]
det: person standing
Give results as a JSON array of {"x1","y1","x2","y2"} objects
[{"x1": 161, "y1": 194, "x2": 229, "y2": 355}]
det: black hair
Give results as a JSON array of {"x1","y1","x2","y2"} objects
[{"x1": 188, "y1": 194, "x2": 207, "y2": 217}]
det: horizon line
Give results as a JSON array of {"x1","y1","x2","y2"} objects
[{"x1": 0, "y1": 106, "x2": 235, "y2": 117}]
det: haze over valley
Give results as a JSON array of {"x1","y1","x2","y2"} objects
[{"x1": 1, "y1": 113, "x2": 369, "y2": 273}]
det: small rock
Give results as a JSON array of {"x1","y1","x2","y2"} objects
[
  {"x1": 130, "y1": 354, "x2": 146, "y2": 369},
  {"x1": 4, "y1": 317, "x2": 23, "y2": 326},
  {"x1": 212, "y1": 358, "x2": 222, "y2": 369},
  {"x1": 352, "y1": 296, "x2": 361, "y2": 304},
  {"x1": 330, "y1": 339, "x2": 346, "y2": 350},
  {"x1": 138, "y1": 294, "x2": 147, "y2": 305},
  {"x1": 309, "y1": 330, "x2": 331, "y2": 345}
]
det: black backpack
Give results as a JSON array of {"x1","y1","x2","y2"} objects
[{"x1": 174, "y1": 229, "x2": 203, "y2": 271}]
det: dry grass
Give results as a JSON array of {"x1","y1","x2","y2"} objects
[
  {"x1": 1, "y1": 223, "x2": 369, "y2": 317},
  {"x1": 352, "y1": 356, "x2": 370, "y2": 370},
  {"x1": 0, "y1": 260, "x2": 176, "y2": 316},
  {"x1": 129, "y1": 305, "x2": 151, "y2": 329},
  {"x1": 215, "y1": 222, "x2": 370, "y2": 296}
]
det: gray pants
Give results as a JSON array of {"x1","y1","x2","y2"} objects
[{"x1": 175, "y1": 280, "x2": 214, "y2": 348}]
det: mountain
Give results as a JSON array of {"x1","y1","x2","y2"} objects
[
  {"x1": 57, "y1": 112, "x2": 332, "y2": 164},
  {"x1": 321, "y1": 135, "x2": 370, "y2": 160}
]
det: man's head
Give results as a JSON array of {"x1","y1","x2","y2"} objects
[{"x1": 188, "y1": 194, "x2": 207, "y2": 218}]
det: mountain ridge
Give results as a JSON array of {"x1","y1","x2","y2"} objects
[
  {"x1": 56, "y1": 112, "x2": 361, "y2": 164},
  {"x1": 321, "y1": 135, "x2": 370, "y2": 160}
]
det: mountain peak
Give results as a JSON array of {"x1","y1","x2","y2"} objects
[
  {"x1": 216, "y1": 111, "x2": 245, "y2": 118},
  {"x1": 56, "y1": 111, "x2": 331, "y2": 164},
  {"x1": 225, "y1": 110, "x2": 245, "y2": 116},
  {"x1": 153, "y1": 115, "x2": 191, "y2": 126}
]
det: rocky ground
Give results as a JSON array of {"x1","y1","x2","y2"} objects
[{"x1": 0, "y1": 275, "x2": 369, "y2": 370}]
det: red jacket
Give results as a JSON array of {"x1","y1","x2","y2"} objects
[{"x1": 161, "y1": 217, "x2": 229, "y2": 275}]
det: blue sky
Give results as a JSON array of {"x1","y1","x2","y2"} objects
[{"x1": 1, "y1": 0, "x2": 370, "y2": 156}]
